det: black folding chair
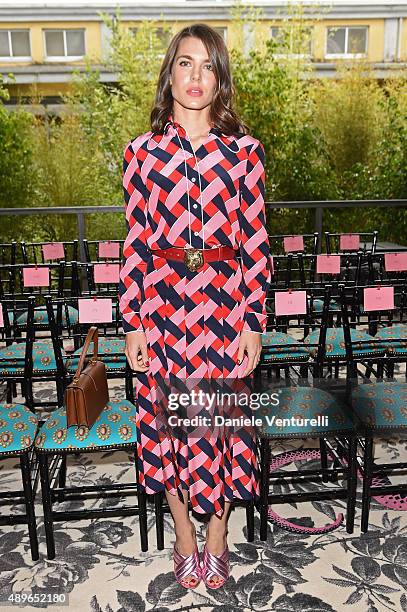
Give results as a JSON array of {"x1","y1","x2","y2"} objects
[
  {"x1": 32, "y1": 293, "x2": 149, "y2": 559},
  {"x1": 339, "y1": 282, "x2": 407, "y2": 532},
  {"x1": 0, "y1": 296, "x2": 40, "y2": 560},
  {"x1": 255, "y1": 284, "x2": 359, "y2": 539}
]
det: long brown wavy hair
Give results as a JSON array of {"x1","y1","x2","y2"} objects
[{"x1": 150, "y1": 24, "x2": 250, "y2": 137}]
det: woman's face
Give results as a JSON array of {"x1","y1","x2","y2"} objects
[{"x1": 170, "y1": 36, "x2": 217, "y2": 112}]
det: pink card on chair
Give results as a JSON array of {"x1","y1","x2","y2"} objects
[
  {"x1": 363, "y1": 286, "x2": 395, "y2": 311},
  {"x1": 340, "y1": 234, "x2": 360, "y2": 251},
  {"x1": 23, "y1": 267, "x2": 50, "y2": 287},
  {"x1": 94, "y1": 263, "x2": 120, "y2": 284},
  {"x1": 78, "y1": 298, "x2": 113, "y2": 323},
  {"x1": 384, "y1": 252, "x2": 407, "y2": 272},
  {"x1": 284, "y1": 235, "x2": 304, "y2": 252},
  {"x1": 98, "y1": 241, "x2": 120, "y2": 258},
  {"x1": 275, "y1": 290, "x2": 307, "y2": 316},
  {"x1": 42, "y1": 242, "x2": 65, "y2": 260},
  {"x1": 316, "y1": 254, "x2": 341, "y2": 274},
  {"x1": 0, "y1": 304, "x2": 3, "y2": 328}
]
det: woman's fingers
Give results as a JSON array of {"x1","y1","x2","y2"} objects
[
  {"x1": 140, "y1": 343, "x2": 149, "y2": 368},
  {"x1": 239, "y1": 349, "x2": 261, "y2": 377},
  {"x1": 125, "y1": 332, "x2": 150, "y2": 371},
  {"x1": 126, "y1": 350, "x2": 149, "y2": 371}
]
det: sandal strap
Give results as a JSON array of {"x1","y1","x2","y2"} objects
[
  {"x1": 202, "y1": 545, "x2": 230, "y2": 582},
  {"x1": 174, "y1": 546, "x2": 201, "y2": 582}
]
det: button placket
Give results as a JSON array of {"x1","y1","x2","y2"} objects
[{"x1": 188, "y1": 164, "x2": 202, "y2": 244}]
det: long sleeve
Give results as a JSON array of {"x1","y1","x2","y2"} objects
[
  {"x1": 118, "y1": 139, "x2": 151, "y2": 333},
  {"x1": 238, "y1": 139, "x2": 271, "y2": 333}
]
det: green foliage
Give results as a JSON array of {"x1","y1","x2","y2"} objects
[
  {"x1": 0, "y1": 1, "x2": 406, "y2": 245},
  {"x1": 0, "y1": 75, "x2": 37, "y2": 240}
]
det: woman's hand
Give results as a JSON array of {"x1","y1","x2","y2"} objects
[
  {"x1": 125, "y1": 331, "x2": 150, "y2": 371},
  {"x1": 237, "y1": 331, "x2": 262, "y2": 377}
]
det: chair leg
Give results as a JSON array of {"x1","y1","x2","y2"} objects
[
  {"x1": 134, "y1": 451, "x2": 148, "y2": 552},
  {"x1": 259, "y1": 438, "x2": 270, "y2": 541},
  {"x1": 246, "y1": 499, "x2": 255, "y2": 542},
  {"x1": 319, "y1": 438, "x2": 329, "y2": 483},
  {"x1": 361, "y1": 437, "x2": 374, "y2": 533},
  {"x1": 155, "y1": 492, "x2": 165, "y2": 550},
  {"x1": 6, "y1": 381, "x2": 12, "y2": 403},
  {"x1": 38, "y1": 452, "x2": 56, "y2": 559},
  {"x1": 20, "y1": 452, "x2": 39, "y2": 561},
  {"x1": 345, "y1": 436, "x2": 357, "y2": 534},
  {"x1": 57, "y1": 455, "x2": 67, "y2": 503}
]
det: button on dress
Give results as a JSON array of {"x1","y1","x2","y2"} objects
[{"x1": 119, "y1": 114, "x2": 271, "y2": 515}]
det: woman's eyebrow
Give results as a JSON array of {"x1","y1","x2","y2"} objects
[{"x1": 176, "y1": 54, "x2": 211, "y2": 62}]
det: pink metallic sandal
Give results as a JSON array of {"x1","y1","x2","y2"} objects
[
  {"x1": 201, "y1": 543, "x2": 230, "y2": 589},
  {"x1": 173, "y1": 544, "x2": 202, "y2": 589}
]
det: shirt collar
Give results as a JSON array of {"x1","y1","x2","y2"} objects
[
  {"x1": 166, "y1": 113, "x2": 220, "y2": 138},
  {"x1": 149, "y1": 113, "x2": 241, "y2": 152}
]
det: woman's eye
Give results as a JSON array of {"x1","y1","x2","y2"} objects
[
  {"x1": 180, "y1": 60, "x2": 190, "y2": 66},
  {"x1": 205, "y1": 64, "x2": 213, "y2": 70}
]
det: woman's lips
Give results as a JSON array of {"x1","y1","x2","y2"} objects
[{"x1": 187, "y1": 89, "x2": 203, "y2": 96}]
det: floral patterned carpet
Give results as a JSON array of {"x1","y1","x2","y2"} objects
[{"x1": 0, "y1": 377, "x2": 406, "y2": 612}]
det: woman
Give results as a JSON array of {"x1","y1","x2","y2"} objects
[{"x1": 119, "y1": 23, "x2": 271, "y2": 589}]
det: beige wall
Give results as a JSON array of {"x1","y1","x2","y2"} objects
[
  {"x1": 1, "y1": 16, "x2": 405, "y2": 98},
  {"x1": 0, "y1": 21, "x2": 101, "y2": 65}
]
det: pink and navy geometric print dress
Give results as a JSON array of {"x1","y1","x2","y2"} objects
[{"x1": 119, "y1": 114, "x2": 271, "y2": 516}]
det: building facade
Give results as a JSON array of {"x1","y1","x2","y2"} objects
[{"x1": 1, "y1": 0, "x2": 406, "y2": 112}]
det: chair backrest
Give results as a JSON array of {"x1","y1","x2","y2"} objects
[
  {"x1": 0, "y1": 261, "x2": 79, "y2": 301},
  {"x1": 339, "y1": 281, "x2": 407, "y2": 371},
  {"x1": 264, "y1": 284, "x2": 336, "y2": 375},
  {"x1": 83, "y1": 239, "x2": 124, "y2": 263},
  {"x1": 73, "y1": 261, "x2": 121, "y2": 297},
  {"x1": 325, "y1": 230, "x2": 379, "y2": 255},
  {"x1": 0, "y1": 241, "x2": 17, "y2": 266},
  {"x1": 0, "y1": 296, "x2": 36, "y2": 379},
  {"x1": 268, "y1": 232, "x2": 319, "y2": 256},
  {"x1": 20, "y1": 240, "x2": 79, "y2": 264},
  {"x1": 368, "y1": 250, "x2": 407, "y2": 284},
  {"x1": 45, "y1": 293, "x2": 123, "y2": 342}
]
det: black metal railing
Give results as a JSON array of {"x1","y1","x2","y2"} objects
[{"x1": 1, "y1": 199, "x2": 406, "y2": 259}]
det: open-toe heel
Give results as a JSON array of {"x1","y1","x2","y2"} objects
[
  {"x1": 201, "y1": 543, "x2": 230, "y2": 589},
  {"x1": 173, "y1": 544, "x2": 201, "y2": 589}
]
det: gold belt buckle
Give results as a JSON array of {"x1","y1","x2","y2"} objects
[{"x1": 183, "y1": 247, "x2": 204, "y2": 272}]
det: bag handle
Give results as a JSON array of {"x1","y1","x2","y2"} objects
[{"x1": 73, "y1": 326, "x2": 99, "y2": 381}]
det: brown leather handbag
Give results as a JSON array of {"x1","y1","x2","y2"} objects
[{"x1": 64, "y1": 326, "x2": 109, "y2": 428}]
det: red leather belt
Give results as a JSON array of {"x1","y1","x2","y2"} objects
[{"x1": 152, "y1": 246, "x2": 237, "y2": 272}]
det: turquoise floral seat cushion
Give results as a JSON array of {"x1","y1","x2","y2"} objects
[
  {"x1": 308, "y1": 298, "x2": 340, "y2": 312},
  {"x1": 0, "y1": 341, "x2": 61, "y2": 375},
  {"x1": 16, "y1": 305, "x2": 79, "y2": 327},
  {"x1": 0, "y1": 403, "x2": 39, "y2": 455},
  {"x1": 34, "y1": 398, "x2": 137, "y2": 452},
  {"x1": 261, "y1": 332, "x2": 309, "y2": 362},
  {"x1": 304, "y1": 328, "x2": 385, "y2": 359},
  {"x1": 66, "y1": 337, "x2": 126, "y2": 373},
  {"x1": 351, "y1": 381, "x2": 407, "y2": 432},
  {"x1": 258, "y1": 386, "x2": 355, "y2": 439},
  {"x1": 375, "y1": 324, "x2": 407, "y2": 355}
]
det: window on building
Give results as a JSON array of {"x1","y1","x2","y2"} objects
[
  {"x1": 326, "y1": 26, "x2": 368, "y2": 57},
  {"x1": 213, "y1": 27, "x2": 228, "y2": 42},
  {"x1": 270, "y1": 25, "x2": 312, "y2": 56},
  {"x1": 0, "y1": 29, "x2": 30, "y2": 59},
  {"x1": 44, "y1": 29, "x2": 85, "y2": 58},
  {"x1": 129, "y1": 27, "x2": 171, "y2": 49}
]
